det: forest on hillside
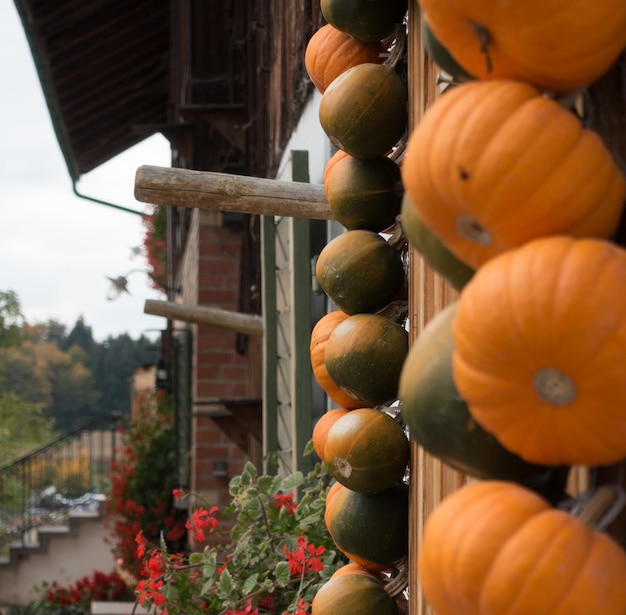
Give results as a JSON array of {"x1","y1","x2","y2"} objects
[{"x1": 0, "y1": 290, "x2": 160, "y2": 465}]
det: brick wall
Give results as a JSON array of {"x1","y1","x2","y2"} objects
[{"x1": 176, "y1": 209, "x2": 261, "y2": 547}]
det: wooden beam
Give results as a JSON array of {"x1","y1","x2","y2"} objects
[
  {"x1": 144, "y1": 300, "x2": 263, "y2": 336},
  {"x1": 134, "y1": 165, "x2": 335, "y2": 220}
]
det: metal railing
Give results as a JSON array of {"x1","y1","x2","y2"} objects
[{"x1": 0, "y1": 415, "x2": 123, "y2": 554}]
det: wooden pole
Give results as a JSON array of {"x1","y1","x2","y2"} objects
[
  {"x1": 144, "y1": 300, "x2": 264, "y2": 337},
  {"x1": 134, "y1": 165, "x2": 334, "y2": 220}
]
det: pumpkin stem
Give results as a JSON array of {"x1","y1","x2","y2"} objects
[
  {"x1": 334, "y1": 458, "x2": 353, "y2": 479},
  {"x1": 384, "y1": 558, "x2": 408, "y2": 597},
  {"x1": 472, "y1": 23, "x2": 493, "y2": 74},
  {"x1": 572, "y1": 485, "x2": 626, "y2": 529},
  {"x1": 533, "y1": 368, "x2": 576, "y2": 405},
  {"x1": 384, "y1": 23, "x2": 407, "y2": 69},
  {"x1": 455, "y1": 215, "x2": 493, "y2": 246}
]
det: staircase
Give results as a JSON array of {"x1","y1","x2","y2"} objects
[{"x1": 0, "y1": 417, "x2": 123, "y2": 607}]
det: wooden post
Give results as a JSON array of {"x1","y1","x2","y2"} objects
[
  {"x1": 134, "y1": 165, "x2": 334, "y2": 220},
  {"x1": 143, "y1": 300, "x2": 264, "y2": 337}
]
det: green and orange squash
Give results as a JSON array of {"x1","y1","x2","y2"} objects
[
  {"x1": 310, "y1": 311, "x2": 367, "y2": 410},
  {"x1": 325, "y1": 154, "x2": 403, "y2": 232},
  {"x1": 324, "y1": 408, "x2": 409, "y2": 494},
  {"x1": 325, "y1": 313, "x2": 408, "y2": 406},
  {"x1": 312, "y1": 567, "x2": 399, "y2": 615},
  {"x1": 319, "y1": 63, "x2": 408, "y2": 160},
  {"x1": 305, "y1": 24, "x2": 385, "y2": 94},
  {"x1": 315, "y1": 230, "x2": 405, "y2": 315},
  {"x1": 320, "y1": 0, "x2": 407, "y2": 43},
  {"x1": 325, "y1": 481, "x2": 409, "y2": 570}
]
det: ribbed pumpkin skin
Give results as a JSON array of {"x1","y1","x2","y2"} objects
[
  {"x1": 305, "y1": 24, "x2": 385, "y2": 94},
  {"x1": 399, "y1": 304, "x2": 567, "y2": 501},
  {"x1": 400, "y1": 192, "x2": 473, "y2": 291},
  {"x1": 320, "y1": 0, "x2": 407, "y2": 43},
  {"x1": 312, "y1": 572, "x2": 399, "y2": 615},
  {"x1": 325, "y1": 314, "x2": 409, "y2": 406},
  {"x1": 326, "y1": 482, "x2": 409, "y2": 569},
  {"x1": 453, "y1": 236, "x2": 626, "y2": 466},
  {"x1": 310, "y1": 311, "x2": 368, "y2": 409},
  {"x1": 419, "y1": 481, "x2": 626, "y2": 615},
  {"x1": 319, "y1": 64, "x2": 408, "y2": 160},
  {"x1": 401, "y1": 80, "x2": 626, "y2": 270},
  {"x1": 324, "y1": 408, "x2": 409, "y2": 494},
  {"x1": 418, "y1": 0, "x2": 626, "y2": 93},
  {"x1": 325, "y1": 154, "x2": 402, "y2": 232},
  {"x1": 315, "y1": 230, "x2": 405, "y2": 315}
]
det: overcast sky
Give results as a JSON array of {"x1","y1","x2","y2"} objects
[{"x1": 1, "y1": 0, "x2": 173, "y2": 342}]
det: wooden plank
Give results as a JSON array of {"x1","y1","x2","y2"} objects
[
  {"x1": 406, "y1": 7, "x2": 466, "y2": 615},
  {"x1": 134, "y1": 165, "x2": 334, "y2": 220},
  {"x1": 144, "y1": 300, "x2": 264, "y2": 336},
  {"x1": 262, "y1": 215, "x2": 279, "y2": 474}
]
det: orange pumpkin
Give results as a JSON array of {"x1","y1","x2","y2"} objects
[
  {"x1": 305, "y1": 24, "x2": 385, "y2": 94},
  {"x1": 312, "y1": 569, "x2": 399, "y2": 615},
  {"x1": 319, "y1": 63, "x2": 408, "y2": 160},
  {"x1": 419, "y1": 481, "x2": 626, "y2": 615},
  {"x1": 324, "y1": 408, "x2": 409, "y2": 494},
  {"x1": 453, "y1": 236, "x2": 626, "y2": 466},
  {"x1": 311, "y1": 312, "x2": 368, "y2": 410},
  {"x1": 312, "y1": 408, "x2": 351, "y2": 461},
  {"x1": 402, "y1": 80, "x2": 626, "y2": 270},
  {"x1": 325, "y1": 313, "x2": 409, "y2": 407},
  {"x1": 418, "y1": 0, "x2": 626, "y2": 92}
]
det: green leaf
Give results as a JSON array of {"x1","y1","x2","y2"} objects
[
  {"x1": 256, "y1": 474, "x2": 274, "y2": 494},
  {"x1": 274, "y1": 561, "x2": 291, "y2": 588},
  {"x1": 241, "y1": 572, "x2": 260, "y2": 596},
  {"x1": 280, "y1": 471, "x2": 304, "y2": 491},
  {"x1": 189, "y1": 552, "x2": 204, "y2": 565},
  {"x1": 303, "y1": 438, "x2": 315, "y2": 456},
  {"x1": 219, "y1": 567, "x2": 234, "y2": 596}
]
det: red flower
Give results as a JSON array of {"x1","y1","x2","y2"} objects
[
  {"x1": 172, "y1": 488, "x2": 183, "y2": 501},
  {"x1": 185, "y1": 506, "x2": 219, "y2": 542},
  {"x1": 273, "y1": 492, "x2": 297, "y2": 515},
  {"x1": 283, "y1": 536, "x2": 325, "y2": 577}
]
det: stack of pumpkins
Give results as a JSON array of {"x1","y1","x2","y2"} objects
[
  {"x1": 304, "y1": 1, "x2": 412, "y2": 614},
  {"x1": 397, "y1": 1, "x2": 626, "y2": 614}
]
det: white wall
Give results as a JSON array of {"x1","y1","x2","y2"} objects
[{"x1": 0, "y1": 517, "x2": 116, "y2": 607}]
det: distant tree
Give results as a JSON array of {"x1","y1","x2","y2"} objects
[
  {"x1": 40, "y1": 319, "x2": 68, "y2": 346},
  {"x1": 0, "y1": 340, "x2": 100, "y2": 431},
  {"x1": 0, "y1": 290, "x2": 26, "y2": 348},
  {"x1": 61, "y1": 317, "x2": 95, "y2": 355},
  {"x1": 0, "y1": 392, "x2": 54, "y2": 465}
]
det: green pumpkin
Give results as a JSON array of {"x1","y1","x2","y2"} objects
[
  {"x1": 399, "y1": 304, "x2": 569, "y2": 503},
  {"x1": 326, "y1": 482, "x2": 409, "y2": 568},
  {"x1": 326, "y1": 155, "x2": 402, "y2": 232},
  {"x1": 400, "y1": 192, "x2": 474, "y2": 291},
  {"x1": 315, "y1": 230, "x2": 405, "y2": 315},
  {"x1": 325, "y1": 313, "x2": 409, "y2": 407},
  {"x1": 321, "y1": 0, "x2": 408, "y2": 43},
  {"x1": 319, "y1": 64, "x2": 408, "y2": 161}
]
